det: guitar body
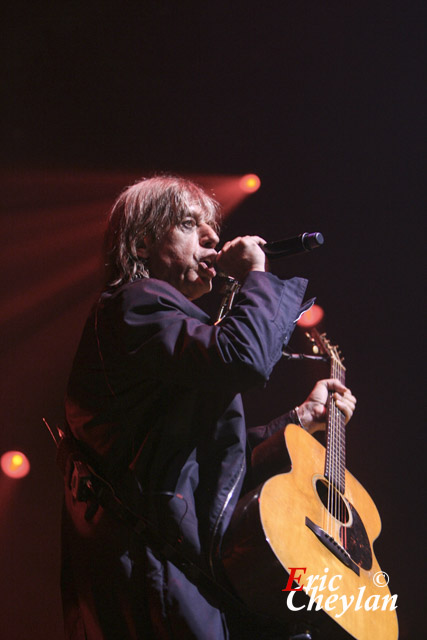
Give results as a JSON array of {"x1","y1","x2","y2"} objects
[{"x1": 222, "y1": 424, "x2": 398, "y2": 640}]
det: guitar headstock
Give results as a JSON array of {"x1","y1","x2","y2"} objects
[{"x1": 306, "y1": 327, "x2": 345, "y2": 370}]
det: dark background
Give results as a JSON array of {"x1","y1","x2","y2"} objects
[{"x1": 0, "y1": 2, "x2": 425, "y2": 638}]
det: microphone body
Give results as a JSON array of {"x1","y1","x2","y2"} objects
[{"x1": 263, "y1": 232, "x2": 324, "y2": 260}]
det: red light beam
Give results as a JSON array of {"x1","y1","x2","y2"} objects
[
  {"x1": 297, "y1": 304, "x2": 325, "y2": 329},
  {"x1": 1, "y1": 451, "x2": 31, "y2": 479},
  {"x1": 239, "y1": 174, "x2": 261, "y2": 193}
]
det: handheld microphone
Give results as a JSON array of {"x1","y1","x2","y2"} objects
[{"x1": 263, "y1": 232, "x2": 324, "y2": 260}]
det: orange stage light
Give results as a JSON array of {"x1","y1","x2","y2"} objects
[
  {"x1": 1, "y1": 451, "x2": 30, "y2": 479},
  {"x1": 297, "y1": 304, "x2": 325, "y2": 329},
  {"x1": 239, "y1": 174, "x2": 261, "y2": 193}
]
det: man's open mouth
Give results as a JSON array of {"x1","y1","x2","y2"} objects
[{"x1": 199, "y1": 258, "x2": 216, "y2": 278}]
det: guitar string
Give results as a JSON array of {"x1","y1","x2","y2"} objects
[
  {"x1": 331, "y1": 358, "x2": 338, "y2": 540},
  {"x1": 341, "y1": 358, "x2": 347, "y2": 550},
  {"x1": 333, "y1": 354, "x2": 338, "y2": 541},
  {"x1": 323, "y1": 398, "x2": 331, "y2": 533},
  {"x1": 335, "y1": 353, "x2": 340, "y2": 543},
  {"x1": 328, "y1": 351, "x2": 335, "y2": 539},
  {"x1": 336, "y1": 349, "x2": 346, "y2": 549},
  {"x1": 332, "y1": 349, "x2": 343, "y2": 544},
  {"x1": 323, "y1": 338, "x2": 347, "y2": 548},
  {"x1": 333, "y1": 344, "x2": 337, "y2": 537},
  {"x1": 328, "y1": 363, "x2": 333, "y2": 538},
  {"x1": 335, "y1": 352, "x2": 343, "y2": 545},
  {"x1": 330, "y1": 400, "x2": 334, "y2": 539},
  {"x1": 340, "y1": 353, "x2": 347, "y2": 549}
]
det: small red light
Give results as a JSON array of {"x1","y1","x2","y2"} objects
[
  {"x1": 1, "y1": 451, "x2": 30, "y2": 478},
  {"x1": 297, "y1": 304, "x2": 325, "y2": 328},
  {"x1": 239, "y1": 174, "x2": 261, "y2": 193}
]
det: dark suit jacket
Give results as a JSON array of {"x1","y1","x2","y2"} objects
[{"x1": 62, "y1": 271, "x2": 308, "y2": 639}]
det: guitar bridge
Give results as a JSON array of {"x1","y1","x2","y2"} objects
[{"x1": 305, "y1": 517, "x2": 360, "y2": 576}]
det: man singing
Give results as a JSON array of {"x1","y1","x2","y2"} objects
[{"x1": 61, "y1": 175, "x2": 356, "y2": 639}]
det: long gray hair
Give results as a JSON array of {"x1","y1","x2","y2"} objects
[{"x1": 104, "y1": 175, "x2": 220, "y2": 288}]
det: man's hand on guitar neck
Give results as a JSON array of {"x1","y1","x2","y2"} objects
[{"x1": 296, "y1": 378, "x2": 357, "y2": 435}]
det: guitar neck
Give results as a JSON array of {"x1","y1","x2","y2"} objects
[{"x1": 325, "y1": 355, "x2": 346, "y2": 493}]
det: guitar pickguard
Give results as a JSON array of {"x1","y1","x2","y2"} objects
[{"x1": 342, "y1": 502, "x2": 373, "y2": 571}]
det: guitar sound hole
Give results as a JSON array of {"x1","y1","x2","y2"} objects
[{"x1": 315, "y1": 478, "x2": 349, "y2": 524}]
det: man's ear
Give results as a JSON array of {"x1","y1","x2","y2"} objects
[{"x1": 136, "y1": 237, "x2": 151, "y2": 259}]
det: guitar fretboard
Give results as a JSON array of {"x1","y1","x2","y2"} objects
[{"x1": 324, "y1": 351, "x2": 346, "y2": 493}]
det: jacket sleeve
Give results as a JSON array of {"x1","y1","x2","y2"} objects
[
  {"x1": 246, "y1": 411, "x2": 297, "y2": 449},
  {"x1": 106, "y1": 271, "x2": 308, "y2": 394}
]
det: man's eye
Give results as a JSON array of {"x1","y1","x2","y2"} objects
[{"x1": 182, "y1": 219, "x2": 196, "y2": 229}]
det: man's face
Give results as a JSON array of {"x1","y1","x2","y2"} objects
[{"x1": 142, "y1": 206, "x2": 219, "y2": 300}]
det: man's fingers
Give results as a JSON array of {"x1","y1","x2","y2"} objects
[
  {"x1": 323, "y1": 378, "x2": 348, "y2": 394},
  {"x1": 216, "y1": 235, "x2": 267, "y2": 280},
  {"x1": 333, "y1": 392, "x2": 356, "y2": 424},
  {"x1": 248, "y1": 235, "x2": 267, "y2": 246}
]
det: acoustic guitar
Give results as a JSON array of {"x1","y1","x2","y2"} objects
[{"x1": 222, "y1": 330, "x2": 398, "y2": 639}]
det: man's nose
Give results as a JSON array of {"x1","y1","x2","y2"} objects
[{"x1": 200, "y1": 224, "x2": 220, "y2": 249}]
